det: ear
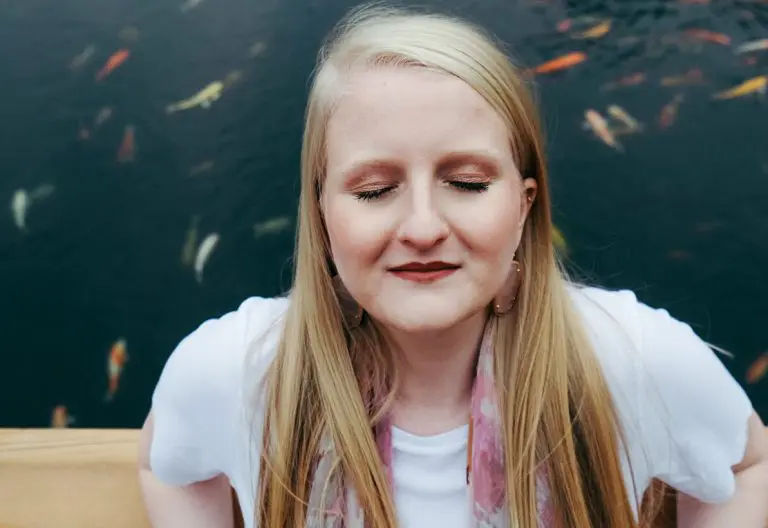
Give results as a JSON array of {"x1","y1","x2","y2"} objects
[{"x1": 520, "y1": 177, "x2": 538, "y2": 222}]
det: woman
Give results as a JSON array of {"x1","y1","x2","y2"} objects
[{"x1": 139, "y1": 4, "x2": 768, "y2": 527}]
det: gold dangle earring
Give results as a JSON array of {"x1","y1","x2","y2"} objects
[
  {"x1": 493, "y1": 257, "x2": 523, "y2": 316},
  {"x1": 332, "y1": 274, "x2": 363, "y2": 329}
]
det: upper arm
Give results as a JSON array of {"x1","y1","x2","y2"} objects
[
  {"x1": 148, "y1": 296, "x2": 288, "y2": 487},
  {"x1": 633, "y1": 297, "x2": 754, "y2": 503}
]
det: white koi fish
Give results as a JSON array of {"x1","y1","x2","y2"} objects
[
  {"x1": 253, "y1": 216, "x2": 291, "y2": 238},
  {"x1": 194, "y1": 233, "x2": 219, "y2": 283},
  {"x1": 166, "y1": 82, "x2": 224, "y2": 113},
  {"x1": 11, "y1": 190, "x2": 29, "y2": 231}
]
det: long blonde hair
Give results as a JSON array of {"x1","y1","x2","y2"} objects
[{"x1": 257, "y1": 4, "x2": 664, "y2": 527}]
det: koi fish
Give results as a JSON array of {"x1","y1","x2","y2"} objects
[
  {"x1": 105, "y1": 338, "x2": 128, "y2": 402},
  {"x1": 607, "y1": 105, "x2": 643, "y2": 134},
  {"x1": 600, "y1": 72, "x2": 646, "y2": 92},
  {"x1": 659, "y1": 94, "x2": 685, "y2": 129},
  {"x1": 11, "y1": 190, "x2": 29, "y2": 231},
  {"x1": 712, "y1": 75, "x2": 767, "y2": 100},
  {"x1": 181, "y1": 215, "x2": 200, "y2": 266},
  {"x1": 95, "y1": 49, "x2": 130, "y2": 81},
  {"x1": 190, "y1": 160, "x2": 214, "y2": 176},
  {"x1": 660, "y1": 68, "x2": 704, "y2": 87},
  {"x1": 556, "y1": 15, "x2": 601, "y2": 33},
  {"x1": 527, "y1": 52, "x2": 587, "y2": 75},
  {"x1": 746, "y1": 352, "x2": 768, "y2": 384},
  {"x1": 70, "y1": 45, "x2": 96, "y2": 71},
  {"x1": 166, "y1": 82, "x2": 224, "y2": 113},
  {"x1": 180, "y1": 0, "x2": 204, "y2": 12},
  {"x1": 575, "y1": 20, "x2": 611, "y2": 39},
  {"x1": 94, "y1": 106, "x2": 113, "y2": 128},
  {"x1": 117, "y1": 125, "x2": 135, "y2": 162},
  {"x1": 223, "y1": 70, "x2": 243, "y2": 90},
  {"x1": 584, "y1": 109, "x2": 622, "y2": 151},
  {"x1": 51, "y1": 405, "x2": 75, "y2": 428},
  {"x1": 29, "y1": 184, "x2": 55, "y2": 201},
  {"x1": 118, "y1": 26, "x2": 140, "y2": 42},
  {"x1": 684, "y1": 29, "x2": 731, "y2": 46},
  {"x1": 248, "y1": 41, "x2": 267, "y2": 58},
  {"x1": 195, "y1": 233, "x2": 220, "y2": 283},
  {"x1": 735, "y1": 39, "x2": 768, "y2": 54},
  {"x1": 253, "y1": 216, "x2": 291, "y2": 238}
]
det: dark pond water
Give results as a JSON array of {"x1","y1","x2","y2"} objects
[{"x1": 1, "y1": 0, "x2": 766, "y2": 428}]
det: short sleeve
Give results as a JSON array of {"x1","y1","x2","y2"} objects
[
  {"x1": 149, "y1": 296, "x2": 288, "y2": 486},
  {"x1": 634, "y1": 297, "x2": 753, "y2": 503}
]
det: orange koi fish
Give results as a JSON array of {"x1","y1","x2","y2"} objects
[
  {"x1": 105, "y1": 338, "x2": 128, "y2": 402},
  {"x1": 527, "y1": 52, "x2": 587, "y2": 75},
  {"x1": 746, "y1": 352, "x2": 768, "y2": 384},
  {"x1": 584, "y1": 109, "x2": 622, "y2": 151},
  {"x1": 684, "y1": 29, "x2": 731, "y2": 46},
  {"x1": 659, "y1": 94, "x2": 685, "y2": 129},
  {"x1": 712, "y1": 75, "x2": 767, "y2": 99},
  {"x1": 51, "y1": 405, "x2": 75, "y2": 428},
  {"x1": 96, "y1": 49, "x2": 130, "y2": 81},
  {"x1": 117, "y1": 125, "x2": 135, "y2": 162}
]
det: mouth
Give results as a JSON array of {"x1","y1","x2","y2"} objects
[{"x1": 388, "y1": 261, "x2": 460, "y2": 283}]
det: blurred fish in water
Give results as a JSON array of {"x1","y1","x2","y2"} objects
[
  {"x1": 527, "y1": 52, "x2": 587, "y2": 75},
  {"x1": 94, "y1": 106, "x2": 113, "y2": 128},
  {"x1": 10, "y1": 184, "x2": 54, "y2": 231},
  {"x1": 746, "y1": 352, "x2": 768, "y2": 384},
  {"x1": 253, "y1": 216, "x2": 291, "y2": 238},
  {"x1": 189, "y1": 160, "x2": 215, "y2": 176},
  {"x1": 195, "y1": 233, "x2": 219, "y2": 283},
  {"x1": 658, "y1": 94, "x2": 685, "y2": 129},
  {"x1": 105, "y1": 338, "x2": 128, "y2": 402},
  {"x1": 249, "y1": 41, "x2": 267, "y2": 58},
  {"x1": 712, "y1": 75, "x2": 767, "y2": 99},
  {"x1": 69, "y1": 45, "x2": 95, "y2": 70},
  {"x1": 190, "y1": 160, "x2": 214, "y2": 176},
  {"x1": 223, "y1": 70, "x2": 243, "y2": 90},
  {"x1": 600, "y1": 72, "x2": 646, "y2": 92},
  {"x1": 584, "y1": 109, "x2": 623, "y2": 152},
  {"x1": 574, "y1": 19, "x2": 611, "y2": 39},
  {"x1": 166, "y1": 82, "x2": 224, "y2": 113},
  {"x1": 95, "y1": 49, "x2": 130, "y2": 81},
  {"x1": 181, "y1": 215, "x2": 200, "y2": 266},
  {"x1": 117, "y1": 125, "x2": 136, "y2": 162},
  {"x1": 660, "y1": 68, "x2": 705, "y2": 87},
  {"x1": 10, "y1": 190, "x2": 29, "y2": 231},
  {"x1": 607, "y1": 105, "x2": 642, "y2": 134},
  {"x1": 29, "y1": 183, "x2": 55, "y2": 201},
  {"x1": 735, "y1": 39, "x2": 768, "y2": 54},
  {"x1": 551, "y1": 225, "x2": 567, "y2": 254},
  {"x1": 119, "y1": 26, "x2": 140, "y2": 42},
  {"x1": 180, "y1": 0, "x2": 204, "y2": 12},
  {"x1": 556, "y1": 15, "x2": 601, "y2": 33},
  {"x1": 51, "y1": 405, "x2": 75, "y2": 428},
  {"x1": 683, "y1": 29, "x2": 731, "y2": 46}
]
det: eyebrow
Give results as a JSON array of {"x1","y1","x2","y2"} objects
[{"x1": 339, "y1": 149, "x2": 505, "y2": 187}]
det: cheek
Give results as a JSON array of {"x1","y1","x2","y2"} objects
[
  {"x1": 324, "y1": 197, "x2": 389, "y2": 277},
  {"x1": 454, "y1": 186, "x2": 523, "y2": 264}
]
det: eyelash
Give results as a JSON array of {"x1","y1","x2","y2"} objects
[{"x1": 354, "y1": 180, "x2": 490, "y2": 202}]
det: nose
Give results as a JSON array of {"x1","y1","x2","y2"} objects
[{"x1": 396, "y1": 181, "x2": 449, "y2": 250}]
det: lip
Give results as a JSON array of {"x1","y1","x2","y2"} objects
[{"x1": 388, "y1": 261, "x2": 459, "y2": 283}]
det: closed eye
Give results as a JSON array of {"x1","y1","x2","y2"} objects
[
  {"x1": 354, "y1": 187, "x2": 395, "y2": 201},
  {"x1": 450, "y1": 181, "x2": 489, "y2": 192}
]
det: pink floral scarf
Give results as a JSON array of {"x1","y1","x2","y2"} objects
[{"x1": 306, "y1": 320, "x2": 556, "y2": 527}]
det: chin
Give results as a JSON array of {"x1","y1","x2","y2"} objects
[{"x1": 369, "y1": 294, "x2": 480, "y2": 333}]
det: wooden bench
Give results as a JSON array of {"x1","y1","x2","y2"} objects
[{"x1": 0, "y1": 428, "x2": 674, "y2": 528}]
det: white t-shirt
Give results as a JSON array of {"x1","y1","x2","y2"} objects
[{"x1": 149, "y1": 285, "x2": 753, "y2": 528}]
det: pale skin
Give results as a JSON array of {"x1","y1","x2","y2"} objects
[{"x1": 138, "y1": 65, "x2": 768, "y2": 526}]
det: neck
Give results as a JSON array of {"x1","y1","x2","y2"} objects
[{"x1": 377, "y1": 310, "x2": 488, "y2": 434}]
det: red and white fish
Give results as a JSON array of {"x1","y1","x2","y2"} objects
[
  {"x1": 105, "y1": 338, "x2": 128, "y2": 402},
  {"x1": 583, "y1": 109, "x2": 623, "y2": 151}
]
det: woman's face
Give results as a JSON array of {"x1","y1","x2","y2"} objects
[{"x1": 321, "y1": 67, "x2": 536, "y2": 333}]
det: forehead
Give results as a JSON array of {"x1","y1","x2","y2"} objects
[{"x1": 325, "y1": 67, "x2": 513, "y2": 168}]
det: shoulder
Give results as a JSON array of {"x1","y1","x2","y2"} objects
[
  {"x1": 567, "y1": 284, "x2": 752, "y2": 503},
  {"x1": 149, "y1": 296, "x2": 290, "y2": 486}
]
